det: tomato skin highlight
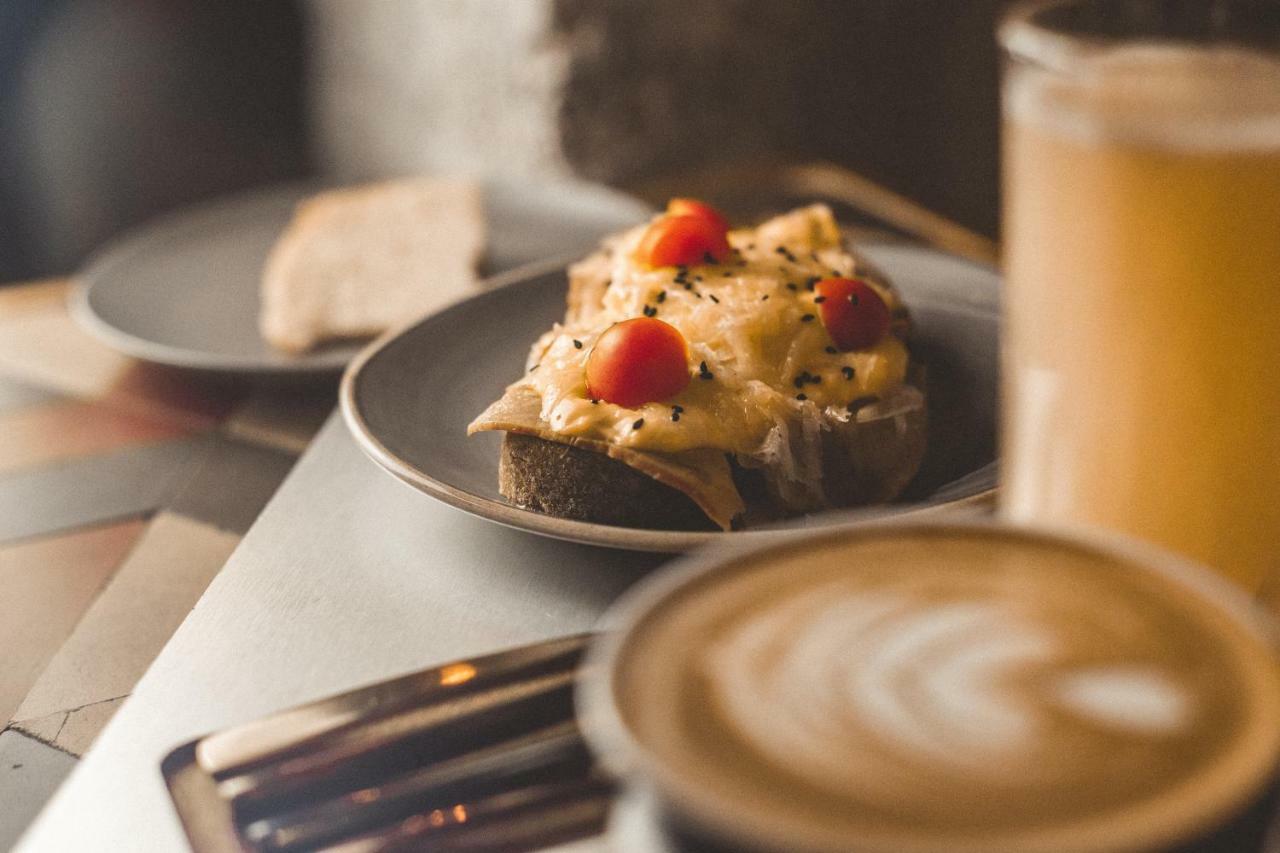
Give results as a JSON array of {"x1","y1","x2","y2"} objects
[
  {"x1": 666, "y1": 198, "x2": 729, "y2": 232},
  {"x1": 636, "y1": 215, "x2": 732, "y2": 268},
  {"x1": 814, "y1": 277, "x2": 891, "y2": 351},
  {"x1": 585, "y1": 318, "x2": 691, "y2": 408}
]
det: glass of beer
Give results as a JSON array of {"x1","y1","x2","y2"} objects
[{"x1": 999, "y1": 0, "x2": 1280, "y2": 592}]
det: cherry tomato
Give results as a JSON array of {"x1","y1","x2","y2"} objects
[
  {"x1": 636, "y1": 215, "x2": 731, "y2": 268},
  {"x1": 586, "y1": 318, "x2": 691, "y2": 408},
  {"x1": 815, "y1": 277, "x2": 890, "y2": 351},
  {"x1": 666, "y1": 198, "x2": 729, "y2": 232}
]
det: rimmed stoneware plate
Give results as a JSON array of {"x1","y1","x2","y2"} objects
[
  {"x1": 71, "y1": 179, "x2": 653, "y2": 375},
  {"x1": 342, "y1": 242, "x2": 1000, "y2": 553}
]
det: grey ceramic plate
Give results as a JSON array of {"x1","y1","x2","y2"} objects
[
  {"x1": 342, "y1": 243, "x2": 1000, "y2": 553},
  {"x1": 71, "y1": 180, "x2": 653, "y2": 375}
]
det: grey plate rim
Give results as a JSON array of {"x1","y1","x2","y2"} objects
[
  {"x1": 339, "y1": 249, "x2": 998, "y2": 554},
  {"x1": 69, "y1": 182, "x2": 361, "y2": 375},
  {"x1": 67, "y1": 282, "x2": 363, "y2": 376},
  {"x1": 69, "y1": 179, "x2": 655, "y2": 376}
]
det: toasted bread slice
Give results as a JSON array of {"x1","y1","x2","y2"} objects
[
  {"x1": 495, "y1": 380, "x2": 926, "y2": 530},
  {"x1": 260, "y1": 178, "x2": 485, "y2": 353},
  {"x1": 471, "y1": 385, "x2": 745, "y2": 529}
]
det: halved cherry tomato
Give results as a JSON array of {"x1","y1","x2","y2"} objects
[
  {"x1": 815, "y1": 277, "x2": 890, "y2": 351},
  {"x1": 666, "y1": 198, "x2": 729, "y2": 233},
  {"x1": 636, "y1": 215, "x2": 731, "y2": 268},
  {"x1": 586, "y1": 318, "x2": 690, "y2": 408}
]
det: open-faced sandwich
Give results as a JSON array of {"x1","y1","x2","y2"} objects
[{"x1": 468, "y1": 199, "x2": 925, "y2": 531}]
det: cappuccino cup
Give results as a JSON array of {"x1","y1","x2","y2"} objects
[{"x1": 579, "y1": 522, "x2": 1280, "y2": 853}]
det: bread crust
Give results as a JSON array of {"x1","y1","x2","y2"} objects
[{"x1": 499, "y1": 433, "x2": 718, "y2": 531}]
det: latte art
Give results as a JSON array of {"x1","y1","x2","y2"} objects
[
  {"x1": 706, "y1": 579, "x2": 1200, "y2": 824},
  {"x1": 609, "y1": 528, "x2": 1280, "y2": 852}
]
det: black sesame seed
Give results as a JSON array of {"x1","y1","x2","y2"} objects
[
  {"x1": 698, "y1": 361, "x2": 714, "y2": 380},
  {"x1": 842, "y1": 366, "x2": 855, "y2": 380},
  {"x1": 830, "y1": 270, "x2": 841, "y2": 277},
  {"x1": 677, "y1": 265, "x2": 689, "y2": 275},
  {"x1": 722, "y1": 270, "x2": 733, "y2": 277},
  {"x1": 801, "y1": 314, "x2": 815, "y2": 322},
  {"x1": 786, "y1": 283, "x2": 798, "y2": 292},
  {"x1": 672, "y1": 404, "x2": 684, "y2": 413},
  {"x1": 656, "y1": 291, "x2": 667, "y2": 303},
  {"x1": 805, "y1": 276, "x2": 820, "y2": 291},
  {"x1": 633, "y1": 418, "x2": 645, "y2": 430},
  {"x1": 849, "y1": 294, "x2": 860, "y2": 306},
  {"x1": 774, "y1": 246, "x2": 787, "y2": 255},
  {"x1": 825, "y1": 345, "x2": 838, "y2": 354},
  {"x1": 643, "y1": 305, "x2": 657, "y2": 317},
  {"x1": 590, "y1": 398, "x2": 600, "y2": 404},
  {"x1": 671, "y1": 412, "x2": 681, "y2": 422},
  {"x1": 703, "y1": 252, "x2": 717, "y2": 265},
  {"x1": 573, "y1": 339, "x2": 583, "y2": 349},
  {"x1": 709, "y1": 294, "x2": 720, "y2": 304},
  {"x1": 814, "y1": 295, "x2": 827, "y2": 304},
  {"x1": 793, "y1": 375, "x2": 806, "y2": 389},
  {"x1": 796, "y1": 393, "x2": 808, "y2": 401}
]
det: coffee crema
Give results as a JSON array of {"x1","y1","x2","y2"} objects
[{"x1": 605, "y1": 527, "x2": 1280, "y2": 853}]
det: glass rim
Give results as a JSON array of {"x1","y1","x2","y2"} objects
[
  {"x1": 1000, "y1": 1, "x2": 1086, "y2": 71},
  {"x1": 1000, "y1": 0, "x2": 1280, "y2": 72}
]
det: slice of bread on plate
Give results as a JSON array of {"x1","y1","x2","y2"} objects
[{"x1": 260, "y1": 178, "x2": 485, "y2": 354}]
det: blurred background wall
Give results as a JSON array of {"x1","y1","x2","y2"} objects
[
  {"x1": 1, "y1": 0, "x2": 1011, "y2": 284},
  {"x1": 0, "y1": 0, "x2": 309, "y2": 282}
]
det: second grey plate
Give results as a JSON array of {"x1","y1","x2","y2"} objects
[
  {"x1": 72, "y1": 180, "x2": 653, "y2": 375},
  {"x1": 342, "y1": 243, "x2": 1000, "y2": 553}
]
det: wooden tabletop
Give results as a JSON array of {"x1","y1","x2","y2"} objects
[{"x1": 0, "y1": 279, "x2": 334, "y2": 848}]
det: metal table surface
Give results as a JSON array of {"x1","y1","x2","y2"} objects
[{"x1": 16, "y1": 411, "x2": 665, "y2": 852}]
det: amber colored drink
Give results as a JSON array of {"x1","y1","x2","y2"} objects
[{"x1": 1002, "y1": 45, "x2": 1280, "y2": 591}]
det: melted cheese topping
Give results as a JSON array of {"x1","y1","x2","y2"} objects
[{"x1": 515, "y1": 206, "x2": 909, "y2": 457}]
